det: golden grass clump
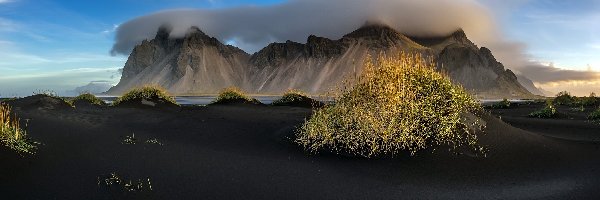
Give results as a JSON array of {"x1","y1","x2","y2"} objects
[
  {"x1": 212, "y1": 87, "x2": 259, "y2": 104},
  {"x1": 295, "y1": 53, "x2": 483, "y2": 157},
  {"x1": 272, "y1": 90, "x2": 322, "y2": 107},
  {"x1": 71, "y1": 93, "x2": 106, "y2": 106},
  {"x1": 113, "y1": 85, "x2": 177, "y2": 106},
  {"x1": 0, "y1": 103, "x2": 37, "y2": 154}
]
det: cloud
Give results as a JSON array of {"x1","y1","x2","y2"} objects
[
  {"x1": 111, "y1": 0, "x2": 495, "y2": 55},
  {"x1": 0, "y1": 0, "x2": 13, "y2": 4},
  {"x1": 0, "y1": 67, "x2": 120, "y2": 97},
  {"x1": 110, "y1": 0, "x2": 598, "y2": 85}
]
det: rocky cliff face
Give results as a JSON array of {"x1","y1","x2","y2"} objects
[
  {"x1": 108, "y1": 26, "x2": 250, "y2": 95},
  {"x1": 108, "y1": 24, "x2": 536, "y2": 98}
]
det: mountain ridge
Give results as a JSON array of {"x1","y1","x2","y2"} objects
[{"x1": 107, "y1": 24, "x2": 537, "y2": 99}]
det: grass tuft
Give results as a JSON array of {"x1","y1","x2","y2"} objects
[
  {"x1": 295, "y1": 53, "x2": 484, "y2": 157},
  {"x1": 211, "y1": 87, "x2": 259, "y2": 104},
  {"x1": 0, "y1": 103, "x2": 37, "y2": 154},
  {"x1": 71, "y1": 93, "x2": 106, "y2": 106},
  {"x1": 272, "y1": 90, "x2": 322, "y2": 107},
  {"x1": 588, "y1": 107, "x2": 600, "y2": 121},
  {"x1": 528, "y1": 100, "x2": 557, "y2": 118},
  {"x1": 98, "y1": 172, "x2": 153, "y2": 192},
  {"x1": 113, "y1": 85, "x2": 177, "y2": 106},
  {"x1": 490, "y1": 98, "x2": 511, "y2": 109}
]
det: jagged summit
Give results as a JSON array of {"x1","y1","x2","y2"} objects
[
  {"x1": 155, "y1": 25, "x2": 172, "y2": 40},
  {"x1": 408, "y1": 28, "x2": 477, "y2": 51},
  {"x1": 108, "y1": 24, "x2": 537, "y2": 98},
  {"x1": 343, "y1": 23, "x2": 401, "y2": 39}
]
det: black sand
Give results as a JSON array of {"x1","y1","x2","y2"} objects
[{"x1": 1, "y1": 99, "x2": 600, "y2": 199}]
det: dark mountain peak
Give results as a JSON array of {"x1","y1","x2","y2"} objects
[
  {"x1": 343, "y1": 22, "x2": 400, "y2": 39},
  {"x1": 408, "y1": 28, "x2": 476, "y2": 49},
  {"x1": 185, "y1": 26, "x2": 209, "y2": 38},
  {"x1": 155, "y1": 24, "x2": 173, "y2": 41}
]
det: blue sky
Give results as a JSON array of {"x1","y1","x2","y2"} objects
[{"x1": 0, "y1": 0, "x2": 599, "y2": 96}]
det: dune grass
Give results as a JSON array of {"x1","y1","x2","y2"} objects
[
  {"x1": 528, "y1": 100, "x2": 557, "y2": 118},
  {"x1": 490, "y1": 98, "x2": 511, "y2": 109},
  {"x1": 113, "y1": 85, "x2": 177, "y2": 106},
  {"x1": 0, "y1": 103, "x2": 37, "y2": 155},
  {"x1": 33, "y1": 89, "x2": 74, "y2": 107},
  {"x1": 588, "y1": 108, "x2": 600, "y2": 121},
  {"x1": 295, "y1": 53, "x2": 484, "y2": 157},
  {"x1": 71, "y1": 93, "x2": 105, "y2": 106},
  {"x1": 211, "y1": 87, "x2": 259, "y2": 104},
  {"x1": 272, "y1": 90, "x2": 321, "y2": 107}
]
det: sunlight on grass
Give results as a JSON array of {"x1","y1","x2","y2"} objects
[
  {"x1": 296, "y1": 53, "x2": 484, "y2": 157},
  {"x1": 528, "y1": 100, "x2": 557, "y2": 118},
  {"x1": 0, "y1": 103, "x2": 37, "y2": 155},
  {"x1": 113, "y1": 85, "x2": 177, "y2": 106},
  {"x1": 211, "y1": 87, "x2": 259, "y2": 104},
  {"x1": 71, "y1": 93, "x2": 105, "y2": 106},
  {"x1": 272, "y1": 90, "x2": 322, "y2": 107}
]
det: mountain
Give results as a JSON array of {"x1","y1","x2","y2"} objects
[
  {"x1": 107, "y1": 26, "x2": 251, "y2": 95},
  {"x1": 107, "y1": 24, "x2": 537, "y2": 99},
  {"x1": 515, "y1": 74, "x2": 550, "y2": 97},
  {"x1": 68, "y1": 81, "x2": 114, "y2": 96}
]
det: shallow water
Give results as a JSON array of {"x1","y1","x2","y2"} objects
[
  {"x1": 98, "y1": 96, "x2": 285, "y2": 105},
  {"x1": 97, "y1": 96, "x2": 532, "y2": 106}
]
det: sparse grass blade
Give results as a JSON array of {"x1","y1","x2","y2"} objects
[{"x1": 0, "y1": 103, "x2": 38, "y2": 155}]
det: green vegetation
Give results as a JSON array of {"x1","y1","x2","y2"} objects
[
  {"x1": 71, "y1": 93, "x2": 105, "y2": 106},
  {"x1": 211, "y1": 87, "x2": 259, "y2": 104},
  {"x1": 272, "y1": 90, "x2": 322, "y2": 107},
  {"x1": 145, "y1": 138, "x2": 163, "y2": 146},
  {"x1": 553, "y1": 91, "x2": 574, "y2": 106},
  {"x1": 574, "y1": 92, "x2": 598, "y2": 107},
  {"x1": 122, "y1": 133, "x2": 137, "y2": 145},
  {"x1": 33, "y1": 89, "x2": 74, "y2": 107},
  {"x1": 0, "y1": 103, "x2": 37, "y2": 155},
  {"x1": 113, "y1": 85, "x2": 177, "y2": 106},
  {"x1": 33, "y1": 89, "x2": 59, "y2": 98},
  {"x1": 528, "y1": 100, "x2": 557, "y2": 118},
  {"x1": 490, "y1": 98, "x2": 511, "y2": 109},
  {"x1": 547, "y1": 91, "x2": 599, "y2": 107},
  {"x1": 296, "y1": 53, "x2": 484, "y2": 157},
  {"x1": 98, "y1": 172, "x2": 153, "y2": 192},
  {"x1": 588, "y1": 107, "x2": 600, "y2": 121}
]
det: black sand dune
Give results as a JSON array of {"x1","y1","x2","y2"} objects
[
  {"x1": 489, "y1": 103, "x2": 600, "y2": 142},
  {"x1": 1, "y1": 100, "x2": 599, "y2": 199}
]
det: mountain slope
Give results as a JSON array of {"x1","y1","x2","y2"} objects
[{"x1": 107, "y1": 24, "x2": 536, "y2": 99}]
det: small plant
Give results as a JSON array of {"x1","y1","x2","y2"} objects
[
  {"x1": 33, "y1": 89, "x2": 74, "y2": 107},
  {"x1": 122, "y1": 133, "x2": 137, "y2": 145},
  {"x1": 272, "y1": 90, "x2": 322, "y2": 107},
  {"x1": 71, "y1": 93, "x2": 106, "y2": 106},
  {"x1": 0, "y1": 103, "x2": 38, "y2": 154},
  {"x1": 33, "y1": 89, "x2": 59, "y2": 98},
  {"x1": 575, "y1": 92, "x2": 598, "y2": 107},
  {"x1": 490, "y1": 98, "x2": 511, "y2": 109},
  {"x1": 98, "y1": 172, "x2": 153, "y2": 192},
  {"x1": 588, "y1": 107, "x2": 600, "y2": 121},
  {"x1": 211, "y1": 87, "x2": 259, "y2": 104},
  {"x1": 528, "y1": 100, "x2": 557, "y2": 118},
  {"x1": 113, "y1": 85, "x2": 177, "y2": 106},
  {"x1": 571, "y1": 105, "x2": 585, "y2": 112},
  {"x1": 554, "y1": 91, "x2": 574, "y2": 106},
  {"x1": 296, "y1": 53, "x2": 484, "y2": 157},
  {"x1": 145, "y1": 138, "x2": 163, "y2": 146}
]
